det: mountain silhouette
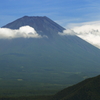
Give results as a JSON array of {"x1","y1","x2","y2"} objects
[
  {"x1": 2, "y1": 16, "x2": 65, "y2": 38},
  {"x1": 0, "y1": 16, "x2": 100, "y2": 96},
  {"x1": 51, "y1": 75, "x2": 100, "y2": 100}
]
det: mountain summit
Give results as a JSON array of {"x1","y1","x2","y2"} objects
[{"x1": 2, "y1": 16, "x2": 65, "y2": 38}]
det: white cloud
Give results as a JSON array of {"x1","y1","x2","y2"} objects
[
  {"x1": 59, "y1": 21, "x2": 100, "y2": 49},
  {"x1": 0, "y1": 26, "x2": 44, "y2": 39},
  {"x1": 72, "y1": 22, "x2": 100, "y2": 49},
  {"x1": 58, "y1": 29, "x2": 76, "y2": 36}
]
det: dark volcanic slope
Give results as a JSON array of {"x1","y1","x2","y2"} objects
[
  {"x1": 51, "y1": 75, "x2": 100, "y2": 100},
  {"x1": 2, "y1": 16, "x2": 65, "y2": 37}
]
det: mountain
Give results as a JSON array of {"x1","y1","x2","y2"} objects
[
  {"x1": 51, "y1": 75, "x2": 100, "y2": 100},
  {"x1": 2, "y1": 16, "x2": 65, "y2": 38},
  {"x1": 0, "y1": 16, "x2": 100, "y2": 96}
]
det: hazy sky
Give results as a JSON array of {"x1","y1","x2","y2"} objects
[{"x1": 1, "y1": 0, "x2": 100, "y2": 27}]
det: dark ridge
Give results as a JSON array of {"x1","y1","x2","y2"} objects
[{"x1": 51, "y1": 75, "x2": 100, "y2": 100}]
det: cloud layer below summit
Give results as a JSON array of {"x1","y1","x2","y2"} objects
[
  {"x1": 59, "y1": 21, "x2": 100, "y2": 49},
  {"x1": 0, "y1": 26, "x2": 42, "y2": 39},
  {"x1": 1, "y1": 22, "x2": 100, "y2": 49}
]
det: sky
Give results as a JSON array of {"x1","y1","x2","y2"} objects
[
  {"x1": 1, "y1": 0, "x2": 100, "y2": 27},
  {"x1": 1, "y1": 0, "x2": 100, "y2": 49}
]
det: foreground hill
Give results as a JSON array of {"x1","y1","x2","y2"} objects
[
  {"x1": 0, "y1": 16, "x2": 100, "y2": 96},
  {"x1": 51, "y1": 75, "x2": 100, "y2": 100}
]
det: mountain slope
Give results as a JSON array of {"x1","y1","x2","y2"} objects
[
  {"x1": 0, "y1": 16, "x2": 100, "y2": 96},
  {"x1": 51, "y1": 75, "x2": 100, "y2": 100}
]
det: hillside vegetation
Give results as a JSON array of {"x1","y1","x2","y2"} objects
[{"x1": 51, "y1": 75, "x2": 100, "y2": 100}]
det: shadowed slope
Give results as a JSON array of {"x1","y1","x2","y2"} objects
[{"x1": 52, "y1": 75, "x2": 100, "y2": 100}]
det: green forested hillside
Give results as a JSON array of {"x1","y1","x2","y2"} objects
[
  {"x1": 0, "y1": 75, "x2": 100, "y2": 100},
  {"x1": 51, "y1": 75, "x2": 100, "y2": 100}
]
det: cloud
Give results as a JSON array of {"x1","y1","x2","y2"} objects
[
  {"x1": 59, "y1": 21, "x2": 100, "y2": 49},
  {"x1": 72, "y1": 22, "x2": 100, "y2": 49},
  {"x1": 0, "y1": 26, "x2": 44, "y2": 39},
  {"x1": 58, "y1": 29, "x2": 76, "y2": 36}
]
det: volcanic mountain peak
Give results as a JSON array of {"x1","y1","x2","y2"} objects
[
  {"x1": 1, "y1": 15, "x2": 100, "y2": 97},
  {"x1": 20, "y1": 16, "x2": 49, "y2": 21},
  {"x1": 2, "y1": 16, "x2": 65, "y2": 37}
]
